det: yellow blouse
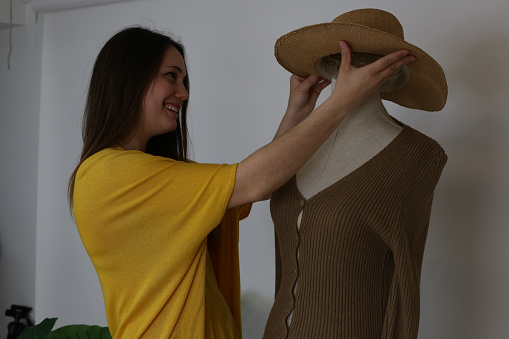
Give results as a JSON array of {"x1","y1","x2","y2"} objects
[{"x1": 74, "y1": 147, "x2": 250, "y2": 338}]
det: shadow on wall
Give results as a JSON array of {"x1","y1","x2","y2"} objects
[
  {"x1": 241, "y1": 291, "x2": 272, "y2": 339},
  {"x1": 417, "y1": 14, "x2": 509, "y2": 339}
]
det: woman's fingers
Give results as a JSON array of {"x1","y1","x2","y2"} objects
[
  {"x1": 339, "y1": 40, "x2": 415, "y2": 80},
  {"x1": 369, "y1": 49, "x2": 415, "y2": 79},
  {"x1": 312, "y1": 78, "x2": 332, "y2": 94},
  {"x1": 287, "y1": 73, "x2": 329, "y2": 116},
  {"x1": 326, "y1": 41, "x2": 416, "y2": 113},
  {"x1": 378, "y1": 54, "x2": 415, "y2": 81},
  {"x1": 289, "y1": 74, "x2": 307, "y2": 86},
  {"x1": 307, "y1": 78, "x2": 332, "y2": 105},
  {"x1": 341, "y1": 41, "x2": 415, "y2": 90},
  {"x1": 339, "y1": 41, "x2": 352, "y2": 72},
  {"x1": 300, "y1": 74, "x2": 320, "y2": 91},
  {"x1": 291, "y1": 74, "x2": 329, "y2": 102}
]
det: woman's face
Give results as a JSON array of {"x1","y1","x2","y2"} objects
[{"x1": 138, "y1": 46, "x2": 189, "y2": 143}]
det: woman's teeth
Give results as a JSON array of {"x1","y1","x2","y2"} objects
[{"x1": 165, "y1": 105, "x2": 179, "y2": 113}]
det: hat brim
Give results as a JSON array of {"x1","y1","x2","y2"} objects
[{"x1": 275, "y1": 22, "x2": 448, "y2": 111}]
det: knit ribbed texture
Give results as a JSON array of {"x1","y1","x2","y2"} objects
[{"x1": 264, "y1": 125, "x2": 447, "y2": 339}]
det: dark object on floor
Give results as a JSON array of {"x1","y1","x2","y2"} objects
[{"x1": 5, "y1": 304, "x2": 34, "y2": 339}]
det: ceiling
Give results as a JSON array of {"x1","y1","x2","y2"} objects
[
  {"x1": 0, "y1": 0, "x2": 25, "y2": 29},
  {"x1": 0, "y1": 0, "x2": 134, "y2": 29}
]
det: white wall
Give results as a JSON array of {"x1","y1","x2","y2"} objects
[
  {"x1": 0, "y1": 6, "x2": 42, "y2": 335},
  {"x1": 2, "y1": 0, "x2": 509, "y2": 338}
]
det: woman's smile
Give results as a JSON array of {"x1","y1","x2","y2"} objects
[{"x1": 165, "y1": 102, "x2": 181, "y2": 117}]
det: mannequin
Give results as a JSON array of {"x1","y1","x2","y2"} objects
[
  {"x1": 283, "y1": 54, "x2": 407, "y2": 328},
  {"x1": 296, "y1": 53, "x2": 409, "y2": 199},
  {"x1": 264, "y1": 8, "x2": 448, "y2": 339}
]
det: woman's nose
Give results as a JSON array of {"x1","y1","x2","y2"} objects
[{"x1": 176, "y1": 84, "x2": 189, "y2": 101}]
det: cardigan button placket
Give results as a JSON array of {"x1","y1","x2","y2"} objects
[{"x1": 285, "y1": 199, "x2": 305, "y2": 334}]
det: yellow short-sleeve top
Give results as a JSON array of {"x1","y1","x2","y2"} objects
[{"x1": 73, "y1": 147, "x2": 250, "y2": 338}]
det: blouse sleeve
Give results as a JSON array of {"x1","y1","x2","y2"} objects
[
  {"x1": 74, "y1": 149, "x2": 246, "y2": 337},
  {"x1": 74, "y1": 149, "x2": 239, "y2": 270}
]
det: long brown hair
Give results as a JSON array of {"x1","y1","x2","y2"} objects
[{"x1": 68, "y1": 26, "x2": 190, "y2": 209}]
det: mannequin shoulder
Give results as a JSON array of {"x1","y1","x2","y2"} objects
[{"x1": 400, "y1": 124, "x2": 447, "y2": 157}]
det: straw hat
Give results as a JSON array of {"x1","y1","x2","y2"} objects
[{"x1": 275, "y1": 8, "x2": 447, "y2": 111}]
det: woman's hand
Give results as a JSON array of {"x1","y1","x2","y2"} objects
[
  {"x1": 326, "y1": 40, "x2": 415, "y2": 113},
  {"x1": 274, "y1": 74, "x2": 331, "y2": 139},
  {"x1": 287, "y1": 74, "x2": 331, "y2": 120},
  {"x1": 228, "y1": 40, "x2": 415, "y2": 209}
]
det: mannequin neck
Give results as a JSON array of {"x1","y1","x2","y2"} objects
[
  {"x1": 338, "y1": 92, "x2": 396, "y2": 132},
  {"x1": 296, "y1": 90, "x2": 403, "y2": 199}
]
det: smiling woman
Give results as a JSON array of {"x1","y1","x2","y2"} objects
[
  {"x1": 67, "y1": 25, "x2": 415, "y2": 338},
  {"x1": 124, "y1": 46, "x2": 190, "y2": 151},
  {"x1": 68, "y1": 27, "x2": 191, "y2": 168}
]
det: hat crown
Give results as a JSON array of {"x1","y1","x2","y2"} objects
[
  {"x1": 332, "y1": 8, "x2": 404, "y2": 39},
  {"x1": 274, "y1": 8, "x2": 447, "y2": 111}
]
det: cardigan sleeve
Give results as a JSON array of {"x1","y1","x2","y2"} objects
[
  {"x1": 405, "y1": 150, "x2": 448, "y2": 277},
  {"x1": 383, "y1": 150, "x2": 447, "y2": 339}
]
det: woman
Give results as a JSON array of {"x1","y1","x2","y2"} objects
[{"x1": 68, "y1": 26, "x2": 414, "y2": 338}]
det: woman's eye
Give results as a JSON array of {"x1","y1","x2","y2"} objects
[{"x1": 164, "y1": 72, "x2": 176, "y2": 78}]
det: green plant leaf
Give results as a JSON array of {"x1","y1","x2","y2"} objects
[
  {"x1": 46, "y1": 324, "x2": 112, "y2": 339},
  {"x1": 17, "y1": 318, "x2": 58, "y2": 339}
]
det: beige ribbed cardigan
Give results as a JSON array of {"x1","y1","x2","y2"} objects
[{"x1": 264, "y1": 125, "x2": 447, "y2": 339}]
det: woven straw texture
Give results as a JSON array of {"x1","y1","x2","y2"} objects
[{"x1": 275, "y1": 8, "x2": 448, "y2": 111}]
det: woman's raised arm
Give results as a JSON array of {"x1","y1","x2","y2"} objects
[{"x1": 227, "y1": 41, "x2": 415, "y2": 208}]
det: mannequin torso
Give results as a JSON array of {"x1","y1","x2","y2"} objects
[
  {"x1": 287, "y1": 86, "x2": 403, "y2": 327},
  {"x1": 296, "y1": 91, "x2": 402, "y2": 200},
  {"x1": 265, "y1": 10, "x2": 448, "y2": 337}
]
